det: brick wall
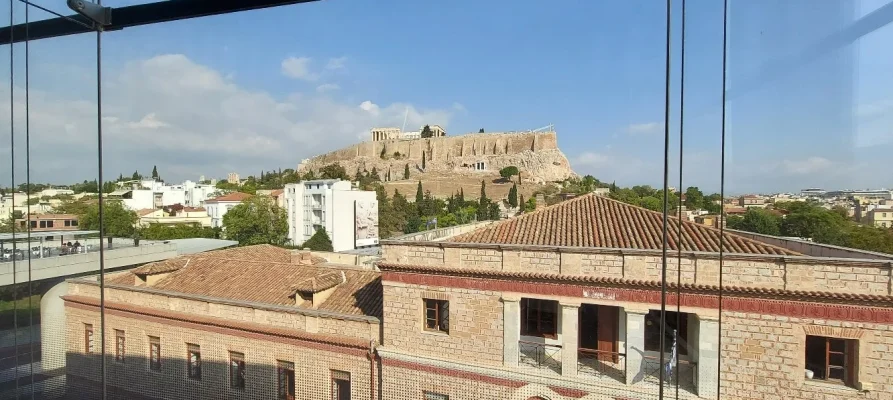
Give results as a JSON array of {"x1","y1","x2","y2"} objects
[
  {"x1": 459, "y1": 248, "x2": 503, "y2": 270},
  {"x1": 380, "y1": 361, "x2": 514, "y2": 400},
  {"x1": 720, "y1": 312, "x2": 893, "y2": 400},
  {"x1": 519, "y1": 251, "x2": 560, "y2": 273},
  {"x1": 65, "y1": 306, "x2": 373, "y2": 400},
  {"x1": 580, "y1": 253, "x2": 624, "y2": 277},
  {"x1": 381, "y1": 283, "x2": 504, "y2": 366}
]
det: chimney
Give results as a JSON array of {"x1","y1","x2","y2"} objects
[{"x1": 291, "y1": 251, "x2": 314, "y2": 266}]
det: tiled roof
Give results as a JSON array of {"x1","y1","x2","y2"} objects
[
  {"x1": 136, "y1": 208, "x2": 158, "y2": 217},
  {"x1": 291, "y1": 272, "x2": 344, "y2": 294},
  {"x1": 270, "y1": 189, "x2": 284, "y2": 197},
  {"x1": 377, "y1": 262, "x2": 893, "y2": 305},
  {"x1": 108, "y1": 245, "x2": 381, "y2": 318},
  {"x1": 205, "y1": 192, "x2": 252, "y2": 203},
  {"x1": 449, "y1": 194, "x2": 800, "y2": 255}
]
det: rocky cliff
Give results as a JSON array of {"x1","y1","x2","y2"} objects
[{"x1": 298, "y1": 131, "x2": 576, "y2": 184}]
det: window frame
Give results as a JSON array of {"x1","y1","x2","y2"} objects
[
  {"x1": 187, "y1": 343, "x2": 202, "y2": 380},
  {"x1": 148, "y1": 336, "x2": 161, "y2": 372},
  {"x1": 520, "y1": 298, "x2": 558, "y2": 339},
  {"x1": 805, "y1": 335, "x2": 857, "y2": 387},
  {"x1": 229, "y1": 351, "x2": 246, "y2": 390},
  {"x1": 423, "y1": 299, "x2": 449, "y2": 334},
  {"x1": 277, "y1": 360, "x2": 296, "y2": 400},
  {"x1": 331, "y1": 370, "x2": 351, "y2": 400},
  {"x1": 114, "y1": 330, "x2": 126, "y2": 363},
  {"x1": 644, "y1": 310, "x2": 689, "y2": 356},
  {"x1": 84, "y1": 324, "x2": 94, "y2": 354}
]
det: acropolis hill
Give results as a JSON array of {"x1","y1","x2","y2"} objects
[{"x1": 298, "y1": 127, "x2": 577, "y2": 200}]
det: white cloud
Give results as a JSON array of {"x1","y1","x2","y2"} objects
[
  {"x1": 573, "y1": 152, "x2": 613, "y2": 167},
  {"x1": 0, "y1": 54, "x2": 454, "y2": 184},
  {"x1": 325, "y1": 57, "x2": 347, "y2": 71},
  {"x1": 281, "y1": 56, "x2": 318, "y2": 81},
  {"x1": 626, "y1": 122, "x2": 664, "y2": 135},
  {"x1": 779, "y1": 156, "x2": 834, "y2": 175},
  {"x1": 452, "y1": 102, "x2": 467, "y2": 113},
  {"x1": 316, "y1": 83, "x2": 340, "y2": 93}
]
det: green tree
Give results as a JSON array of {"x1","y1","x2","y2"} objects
[
  {"x1": 488, "y1": 202, "x2": 501, "y2": 220},
  {"x1": 499, "y1": 166, "x2": 519, "y2": 182},
  {"x1": 140, "y1": 223, "x2": 218, "y2": 240},
  {"x1": 524, "y1": 197, "x2": 536, "y2": 212},
  {"x1": 131, "y1": 171, "x2": 141, "y2": 181},
  {"x1": 639, "y1": 196, "x2": 662, "y2": 211},
  {"x1": 319, "y1": 163, "x2": 349, "y2": 180},
  {"x1": 518, "y1": 194, "x2": 525, "y2": 214},
  {"x1": 416, "y1": 181, "x2": 424, "y2": 204},
  {"x1": 370, "y1": 167, "x2": 380, "y2": 181},
  {"x1": 380, "y1": 146, "x2": 387, "y2": 159},
  {"x1": 222, "y1": 196, "x2": 288, "y2": 246},
  {"x1": 404, "y1": 164, "x2": 410, "y2": 180},
  {"x1": 727, "y1": 208, "x2": 782, "y2": 235},
  {"x1": 151, "y1": 165, "x2": 159, "y2": 180},
  {"x1": 684, "y1": 186, "x2": 705, "y2": 210},
  {"x1": 477, "y1": 180, "x2": 490, "y2": 221},
  {"x1": 302, "y1": 228, "x2": 333, "y2": 251},
  {"x1": 478, "y1": 128, "x2": 485, "y2": 133},
  {"x1": 80, "y1": 200, "x2": 138, "y2": 238},
  {"x1": 420, "y1": 125, "x2": 433, "y2": 138},
  {"x1": 422, "y1": 152, "x2": 427, "y2": 170},
  {"x1": 508, "y1": 184, "x2": 519, "y2": 208}
]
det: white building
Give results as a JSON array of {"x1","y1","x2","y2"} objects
[
  {"x1": 203, "y1": 192, "x2": 252, "y2": 228},
  {"x1": 284, "y1": 179, "x2": 378, "y2": 252},
  {"x1": 110, "y1": 179, "x2": 217, "y2": 210}
]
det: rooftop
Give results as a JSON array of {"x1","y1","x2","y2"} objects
[
  {"x1": 204, "y1": 192, "x2": 252, "y2": 203},
  {"x1": 107, "y1": 244, "x2": 381, "y2": 318},
  {"x1": 448, "y1": 194, "x2": 800, "y2": 256}
]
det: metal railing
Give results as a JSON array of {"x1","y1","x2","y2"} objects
[
  {"x1": 577, "y1": 348, "x2": 626, "y2": 383},
  {"x1": 642, "y1": 355, "x2": 697, "y2": 393},
  {"x1": 518, "y1": 340, "x2": 562, "y2": 374}
]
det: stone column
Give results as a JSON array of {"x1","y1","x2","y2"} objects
[
  {"x1": 625, "y1": 308, "x2": 649, "y2": 385},
  {"x1": 697, "y1": 316, "x2": 720, "y2": 398},
  {"x1": 560, "y1": 302, "x2": 580, "y2": 377},
  {"x1": 502, "y1": 295, "x2": 521, "y2": 367}
]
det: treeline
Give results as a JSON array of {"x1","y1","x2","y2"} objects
[{"x1": 728, "y1": 202, "x2": 893, "y2": 254}]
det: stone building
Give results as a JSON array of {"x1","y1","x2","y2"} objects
[{"x1": 60, "y1": 195, "x2": 893, "y2": 400}]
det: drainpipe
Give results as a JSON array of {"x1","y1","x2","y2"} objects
[{"x1": 367, "y1": 339, "x2": 377, "y2": 400}]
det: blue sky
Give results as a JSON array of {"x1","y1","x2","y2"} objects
[{"x1": 1, "y1": 0, "x2": 891, "y2": 194}]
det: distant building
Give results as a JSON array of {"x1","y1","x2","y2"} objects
[
  {"x1": 137, "y1": 206, "x2": 211, "y2": 228},
  {"x1": 695, "y1": 214, "x2": 719, "y2": 228},
  {"x1": 109, "y1": 179, "x2": 217, "y2": 210},
  {"x1": 865, "y1": 208, "x2": 893, "y2": 228},
  {"x1": 227, "y1": 172, "x2": 241, "y2": 185},
  {"x1": 738, "y1": 195, "x2": 767, "y2": 208},
  {"x1": 284, "y1": 179, "x2": 377, "y2": 251},
  {"x1": 370, "y1": 125, "x2": 446, "y2": 142},
  {"x1": 15, "y1": 213, "x2": 79, "y2": 232},
  {"x1": 800, "y1": 188, "x2": 826, "y2": 197},
  {"x1": 203, "y1": 192, "x2": 252, "y2": 228}
]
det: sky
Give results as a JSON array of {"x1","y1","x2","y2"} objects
[{"x1": 0, "y1": 0, "x2": 891, "y2": 195}]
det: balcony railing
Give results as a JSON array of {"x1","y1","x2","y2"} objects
[
  {"x1": 642, "y1": 355, "x2": 697, "y2": 394},
  {"x1": 577, "y1": 348, "x2": 625, "y2": 384},
  {"x1": 518, "y1": 340, "x2": 561, "y2": 374}
]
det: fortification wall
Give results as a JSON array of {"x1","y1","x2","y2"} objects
[{"x1": 299, "y1": 132, "x2": 574, "y2": 183}]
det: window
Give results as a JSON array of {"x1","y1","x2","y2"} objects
[
  {"x1": 29, "y1": 221, "x2": 36, "y2": 228},
  {"x1": 187, "y1": 344, "x2": 202, "y2": 380},
  {"x1": 115, "y1": 330, "x2": 126, "y2": 363},
  {"x1": 230, "y1": 352, "x2": 246, "y2": 390},
  {"x1": 84, "y1": 324, "x2": 94, "y2": 354},
  {"x1": 805, "y1": 335, "x2": 857, "y2": 387},
  {"x1": 71, "y1": 219, "x2": 78, "y2": 226},
  {"x1": 424, "y1": 392, "x2": 449, "y2": 400},
  {"x1": 64, "y1": 220, "x2": 71, "y2": 227},
  {"x1": 331, "y1": 370, "x2": 350, "y2": 400},
  {"x1": 644, "y1": 310, "x2": 689, "y2": 355},
  {"x1": 520, "y1": 298, "x2": 558, "y2": 338},
  {"x1": 149, "y1": 336, "x2": 161, "y2": 371},
  {"x1": 423, "y1": 299, "x2": 449, "y2": 333},
  {"x1": 277, "y1": 361, "x2": 295, "y2": 400},
  {"x1": 39, "y1": 220, "x2": 48, "y2": 228}
]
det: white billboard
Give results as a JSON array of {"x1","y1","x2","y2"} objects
[{"x1": 355, "y1": 200, "x2": 379, "y2": 247}]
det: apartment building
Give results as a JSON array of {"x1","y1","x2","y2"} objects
[
  {"x1": 63, "y1": 245, "x2": 380, "y2": 400},
  {"x1": 204, "y1": 192, "x2": 252, "y2": 228},
  {"x1": 15, "y1": 213, "x2": 80, "y2": 231},
  {"x1": 110, "y1": 180, "x2": 218, "y2": 210},
  {"x1": 737, "y1": 195, "x2": 766, "y2": 208},
  {"x1": 865, "y1": 208, "x2": 893, "y2": 228},
  {"x1": 60, "y1": 195, "x2": 893, "y2": 400},
  {"x1": 136, "y1": 207, "x2": 211, "y2": 227},
  {"x1": 283, "y1": 180, "x2": 378, "y2": 252}
]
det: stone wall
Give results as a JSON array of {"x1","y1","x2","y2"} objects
[
  {"x1": 298, "y1": 131, "x2": 575, "y2": 184},
  {"x1": 382, "y1": 243, "x2": 893, "y2": 296},
  {"x1": 381, "y1": 283, "x2": 504, "y2": 366},
  {"x1": 65, "y1": 305, "x2": 373, "y2": 400},
  {"x1": 720, "y1": 312, "x2": 893, "y2": 399}
]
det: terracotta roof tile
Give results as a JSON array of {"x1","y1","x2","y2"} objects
[
  {"x1": 448, "y1": 194, "x2": 800, "y2": 256},
  {"x1": 291, "y1": 272, "x2": 345, "y2": 294},
  {"x1": 136, "y1": 208, "x2": 158, "y2": 217},
  {"x1": 110, "y1": 244, "x2": 380, "y2": 318},
  {"x1": 204, "y1": 192, "x2": 252, "y2": 203}
]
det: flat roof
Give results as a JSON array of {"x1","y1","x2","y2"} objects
[{"x1": 0, "y1": 230, "x2": 100, "y2": 241}]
